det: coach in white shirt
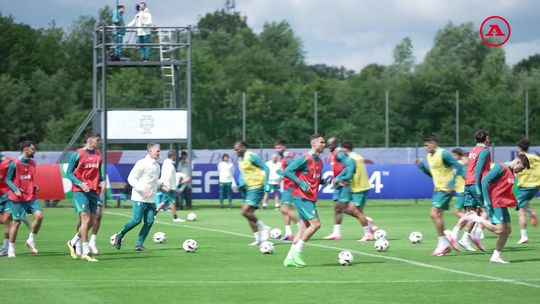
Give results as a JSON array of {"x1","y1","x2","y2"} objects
[
  {"x1": 262, "y1": 154, "x2": 281, "y2": 209},
  {"x1": 218, "y1": 153, "x2": 235, "y2": 208},
  {"x1": 113, "y1": 143, "x2": 161, "y2": 251}
]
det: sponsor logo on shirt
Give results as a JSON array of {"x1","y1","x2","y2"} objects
[{"x1": 84, "y1": 163, "x2": 100, "y2": 169}]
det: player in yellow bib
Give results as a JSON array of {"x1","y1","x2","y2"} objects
[
  {"x1": 234, "y1": 141, "x2": 271, "y2": 246},
  {"x1": 417, "y1": 136, "x2": 464, "y2": 256},
  {"x1": 514, "y1": 139, "x2": 539, "y2": 244}
]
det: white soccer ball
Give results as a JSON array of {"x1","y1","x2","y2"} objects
[
  {"x1": 374, "y1": 229, "x2": 387, "y2": 240},
  {"x1": 153, "y1": 232, "x2": 167, "y2": 244},
  {"x1": 338, "y1": 250, "x2": 354, "y2": 266},
  {"x1": 182, "y1": 239, "x2": 198, "y2": 252},
  {"x1": 109, "y1": 233, "x2": 123, "y2": 246},
  {"x1": 270, "y1": 228, "x2": 282, "y2": 239},
  {"x1": 409, "y1": 231, "x2": 423, "y2": 244},
  {"x1": 259, "y1": 241, "x2": 275, "y2": 254},
  {"x1": 187, "y1": 212, "x2": 197, "y2": 221},
  {"x1": 374, "y1": 238, "x2": 390, "y2": 252}
]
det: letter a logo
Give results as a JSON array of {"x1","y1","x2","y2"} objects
[{"x1": 485, "y1": 24, "x2": 505, "y2": 37}]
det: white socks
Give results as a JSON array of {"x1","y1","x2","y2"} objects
[
  {"x1": 295, "y1": 240, "x2": 305, "y2": 252},
  {"x1": 363, "y1": 226, "x2": 371, "y2": 236},
  {"x1": 521, "y1": 229, "x2": 528, "y2": 240},
  {"x1": 71, "y1": 234, "x2": 80, "y2": 245},
  {"x1": 451, "y1": 226, "x2": 460, "y2": 240},
  {"x1": 27, "y1": 233, "x2": 36, "y2": 244},
  {"x1": 89, "y1": 234, "x2": 97, "y2": 245},
  {"x1": 75, "y1": 242, "x2": 82, "y2": 255},
  {"x1": 285, "y1": 225, "x2": 292, "y2": 236},
  {"x1": 1, "y1": 239, "x2": 8, "y2": 250},
  {"x1": 491, "y1": 249, "x2": 501, "y2": 260},
  {"x1": 253, "y1": 232, "x2": 261, "y2": 243},
  {"x1": 461, "y1": 232, "x2": 470, "y2": 243},
  {"x1": 256, "y1": 220, "x2": 267, "y2": 230},
  {"x1": 82, "y1": 242, "x2": 90, "y2": 255},
  {"x1": 333, "y1": 224, "x2": 341, "y2": 235},
  {"x1": 438, "y1": 236, "x2": 449, "y2": 248}
]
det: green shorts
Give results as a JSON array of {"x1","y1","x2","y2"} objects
[
  {"x1": 293, "y1": 196, "x2": 318, "y2": 221},
  {"x1": 268, "y1": 184, "x2": 280, "y2": 192},
  {"x1": 155, "y1": 190, "x2": 177, "y2": 209},
  {"x1": 516, "y1": 187, "x2": 539, "y2": 209},
  {"x1": 332, "y1": 184, "x2": 351, "y2": 203},
  {"x1": 0, "y1": 193, "x2": 10, "y2": 213},
  {"x1": 464, "y1": 185, "x2": 483, "y2": 208},
  {"x1": 351, "y1": 190, "x2": 368, "y2": 207},
  {"x1": 453, "y1": 192, "x2": 465, "y2": 209},
  {"x1": 8, "y1": 200, "x2": 42, "y2": 220},
  {"x1": 432, "y1": 191, "x2": 453, "y2": 210},
  {"x1": 73, "y1": 191, "x2": 99, "y2": 214},
  {"x1": 244, "y1": 187, "x2": 264, "y2": 208},
  {"x1": 281, "y1": 188, "x2": 294, "y2": 206},
  {"x1": 488, "y1": 207, "x2": 511, "y2": 224}
]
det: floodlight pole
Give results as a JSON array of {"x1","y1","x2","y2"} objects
[
  {"x1": 385, "y1": 90, "x2": 389, "y2": 148},
  {"x1": 314, "y1": 91, "x2": 318, "y2": 134},
  {"x1": 456, "y1": 90, "x2": 459, "y2": 147},
  {"x1": 525, "y1": 90, "x2": 529, "y2": 138},
  {"x1": 242, "y1": 92, "x2": 246, "y2": 141}
]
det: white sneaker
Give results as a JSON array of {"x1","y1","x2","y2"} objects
[
  {"x1": 173, "y1": 218, "x2": 186, "y2": 223},
  {"x1": 517, "y1": 238, "x2": 529, "y2": 244},
  {"x1": 8, "y1": 250, "x2": 15, "y2": 258},
  {"x1": 0, "y1": 248, "x2": 7, "y2": 256},
  {"x1": 490, "y1": 257, "x2": 510, "y2": 264},
  {"x1": 248, "y1": 241, "x2": 260, "y2": 246},
  {"x1": 25, "y1": 241, "x2": 39, "y2": 254},
  {"x1": 323, "y1": 234, "x2": 342, "y2": 240},
  {"x1": 260, "y1": 226, "x2": 271, "y2": 242},
  {"x1": 89, "y1": 243, "x2": 99, "y2": 255}
]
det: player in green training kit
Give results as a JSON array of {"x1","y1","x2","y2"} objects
[
  {"x1": 281, "y1": 134, "x2": 326, "y2": 268},
  {"x1": 460, "y1": 154, "x2": 530, "y2": 263},
  {"x1": 234, "y1": 141, "x2": 271, "y2": 246},
  {"x1": 341, "y1": 141, "x2": 375, "y2": 242},
  {"x1": 274, "y1": 140, "x2": 299, "y2": 240},
  {"x1": 417, "y1": 135, "x2": 464, "y2": 256},
  {"x1": 514, "y1": 139, "x2": 539, "y2": 244},
  {"x1": 5, "y1": 141, "x2": 44, "y2": 258},
  {"x1": 66, "y1": 132, "x2": 104, "y2": 262}
]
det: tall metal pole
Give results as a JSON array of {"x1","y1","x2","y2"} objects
[
  {"x1": 100, "y1": 27, "x2": 108, "y2": 206},
  {"x1": 456, "y1": 90, "x2": 459, "y2": 147},
  {"x1": 186, "y1": 26, "x2": 193, "y2": 179},
  {"x1": 385, "y1": 90, "x2": 389, "y2": 148},
  {"x1": 242, "y1": 92, "x2": 246, "y2": 141},
  {"x1": 525, "y1": 90, "x2": 529, "y2": 138},
  {"x1": 314, "y1": 91, "x2": 318, "y2": 134}
]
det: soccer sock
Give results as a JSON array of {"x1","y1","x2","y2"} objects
[
  {"x1": 491, "y1": 249, "x2": 501, "y2": 260},
  {"x1": 438, "y1": 236, "x2": 449, "y2": 247},
  {"x1": 82, "y1": 242, "x2": 90, "y2": 255},
  {"x1": 460, "y1": 232, "x2": 470, "y2": 243},
  {"x1": 71, "y1": 234, "x2": 80, "y2": 245},
  {"x1": 253, "y1": 232, "x2": 260, "y2": 243},
  {"x1": 286, "y1": 245, "x2": 295, "y2": 258},
  {"x1": 470, "y1": 214, "x2": 483, "y2": 223},
  {"x1": 27, "y1": 233, "x2": 36, "y2": 244},
  {"x1": 256, "y1": 220, "x2": 266, "y2": 229},
  {"x1": 8, "y1": 242, "x2": 15, "y2": 253},
  {"x1": 451, "y1": 226, "x2": 460, "y2": 239},
  {"x1": 295, "y1": 240, "x2": 305, "y2": 252},
  {"x1": 2, "y1": 239, "x2": 8, "y2": 250},
  {"x1": 521, "y1": 229, "x2": 528, "y2": 240},
  {"x1": 285, "y1": 225, "x2": 292, "y2": 236},
  {"x1": 363, "y1": 226, "x2": 371, "y2": 236},
  {"x1": 333, "y1": 224, "x2": 341, "y2": 235},
  {"x1": 89, "y1": 234, "x2": 97, "y2": 245},
  {"x1": 75, "y1": 242, "x2": 82, "y2": 255}
]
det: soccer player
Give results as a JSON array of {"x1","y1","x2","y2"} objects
[
  {"x1": 459, "y1": 154, "x2": 530, "y2": 263},
  {"x1": 323, "y1": 137, "x2": 356, "y2": 240},
  {"x1": 114, "y1": 143, "x2": 161, "y2": 251},
  {"x1": 65, "y1": 132, "x2": 104, "y2": 262},
  {"x1": 274, "y1": 140, "x2": 298, "y2": 240},
  {"x1": 447, "y1": 148, "x2": 476, "y2": 251},
  {"x1": 262, "y1": 154, "x2": 281, "y2": 210},
  {"x1": 416, "y1": 135, "x2": 464, "y2": 256},
  {"x1": 234, "y1": 141, "x2": 271, "y2": 246},
  {"x1": 0, "y1": 152, "x2": 13, "y2": 256},
  {"x1": 341, "y1": 141, "x2": 374, "y2": 242},
  {"x1": 5, "y1": 140, "x2": 43, "y2": 258},
  {"x1": 281, "y1": 134, "x2": 326, "y2": 268},
  {"x1": 514, "y1": 139, "x2": 539, "y2": 244},
  {"x1": 155, "y1": 150, "x2": 190, "y2": 222}
]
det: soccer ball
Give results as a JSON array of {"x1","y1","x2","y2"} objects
[
  {"x1": 259, "y1": 241, "x2": 275, "y2": 254},
  {"x1": 409, "y1": 231, "x2": 423, "y2": 244},
  {"x1": 374, "y1": 229, "x2": 387, "y2": 240},
  {"x1": 338, "y1": 250, "x2": 354, "y2": 266},
  {"x1": 374, "y1": 238, "x2": 390, "y2": 252},
  {"x1": 182, "y1": 239, "x2": 198, "y2": 252},
  {"x1": 109, "y1": 233, "x2": 123, "y2": 246},
  {"x1": 270, "y1": 228, "x2": 282, "y2": 239},
  {"x1": 187, "y1": 212, "x2": 197, "y2": 221},
  {"x1": 153, "y1": 232, "x2": 167, "y2": 244}
]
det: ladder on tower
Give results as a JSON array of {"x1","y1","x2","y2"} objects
[{"x1": 158, "y1": 29, "x2": 176, "y2": 108}]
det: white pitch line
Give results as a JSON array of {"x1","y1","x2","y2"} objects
[
  {"x1": 1, "y1": 277, "x2": 539, "y2": 285},
  {"x1": 106, "y1": 211, "x2": 540, "y2": 289}
]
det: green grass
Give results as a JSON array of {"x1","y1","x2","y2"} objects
[{"x1": 1, "y1": 198, "x2": 540, "y2": 303}]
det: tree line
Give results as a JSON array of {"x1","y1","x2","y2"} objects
[{"x1": 1, "y1": 8, "x2": 539, "y2": 151}]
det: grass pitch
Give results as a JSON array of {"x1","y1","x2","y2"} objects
[{"x1": 1, "y1": 198, "x2": 540, "y2": 303}]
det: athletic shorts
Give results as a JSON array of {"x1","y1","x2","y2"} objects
[
  {"x1": 8, "y1": 200, "x2": 41, "y2": 220},
  {"x1": 431, "y1": 191, "x2": 453, "y2": 210},
  {"x1": 351, "y1": 190, "x2": 368, "y2": 207},
  {"x1": 293, "y1": 196, "x2": 318, "y2": 221},
  {"x1": 244, "y1": 187, "x2": 264, "y2": 208},
  {"x1": 332, "y1": 184, "x2": 351, "y2": 203},
  {"x1": 464, "y1": 185, "x2": 483, "y2": 208},
  {"x1": 516, "y1": 187, "x2": 539, "y2": 209},
  {"x1": 267, "y1": 184, "x2": 280, "y2": 192},
  {"x1": 73, "y1": 191, "x2": 99, "y2": 214},
  {"x1": 488, "y1": 207, "x2": 511, "y2": 224},
  {"x1": 155, "y1": 190, "x2": 177, "y2": 209},
  {"x1": 453, "y1": 192, "x2": 465, "y2": 210},
  {"x1": 281, "y1": 188, "x2": 294, "y2": 206},
  {"x1": 0, "y1": 193, "x2": 10, "y2": 213}
]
